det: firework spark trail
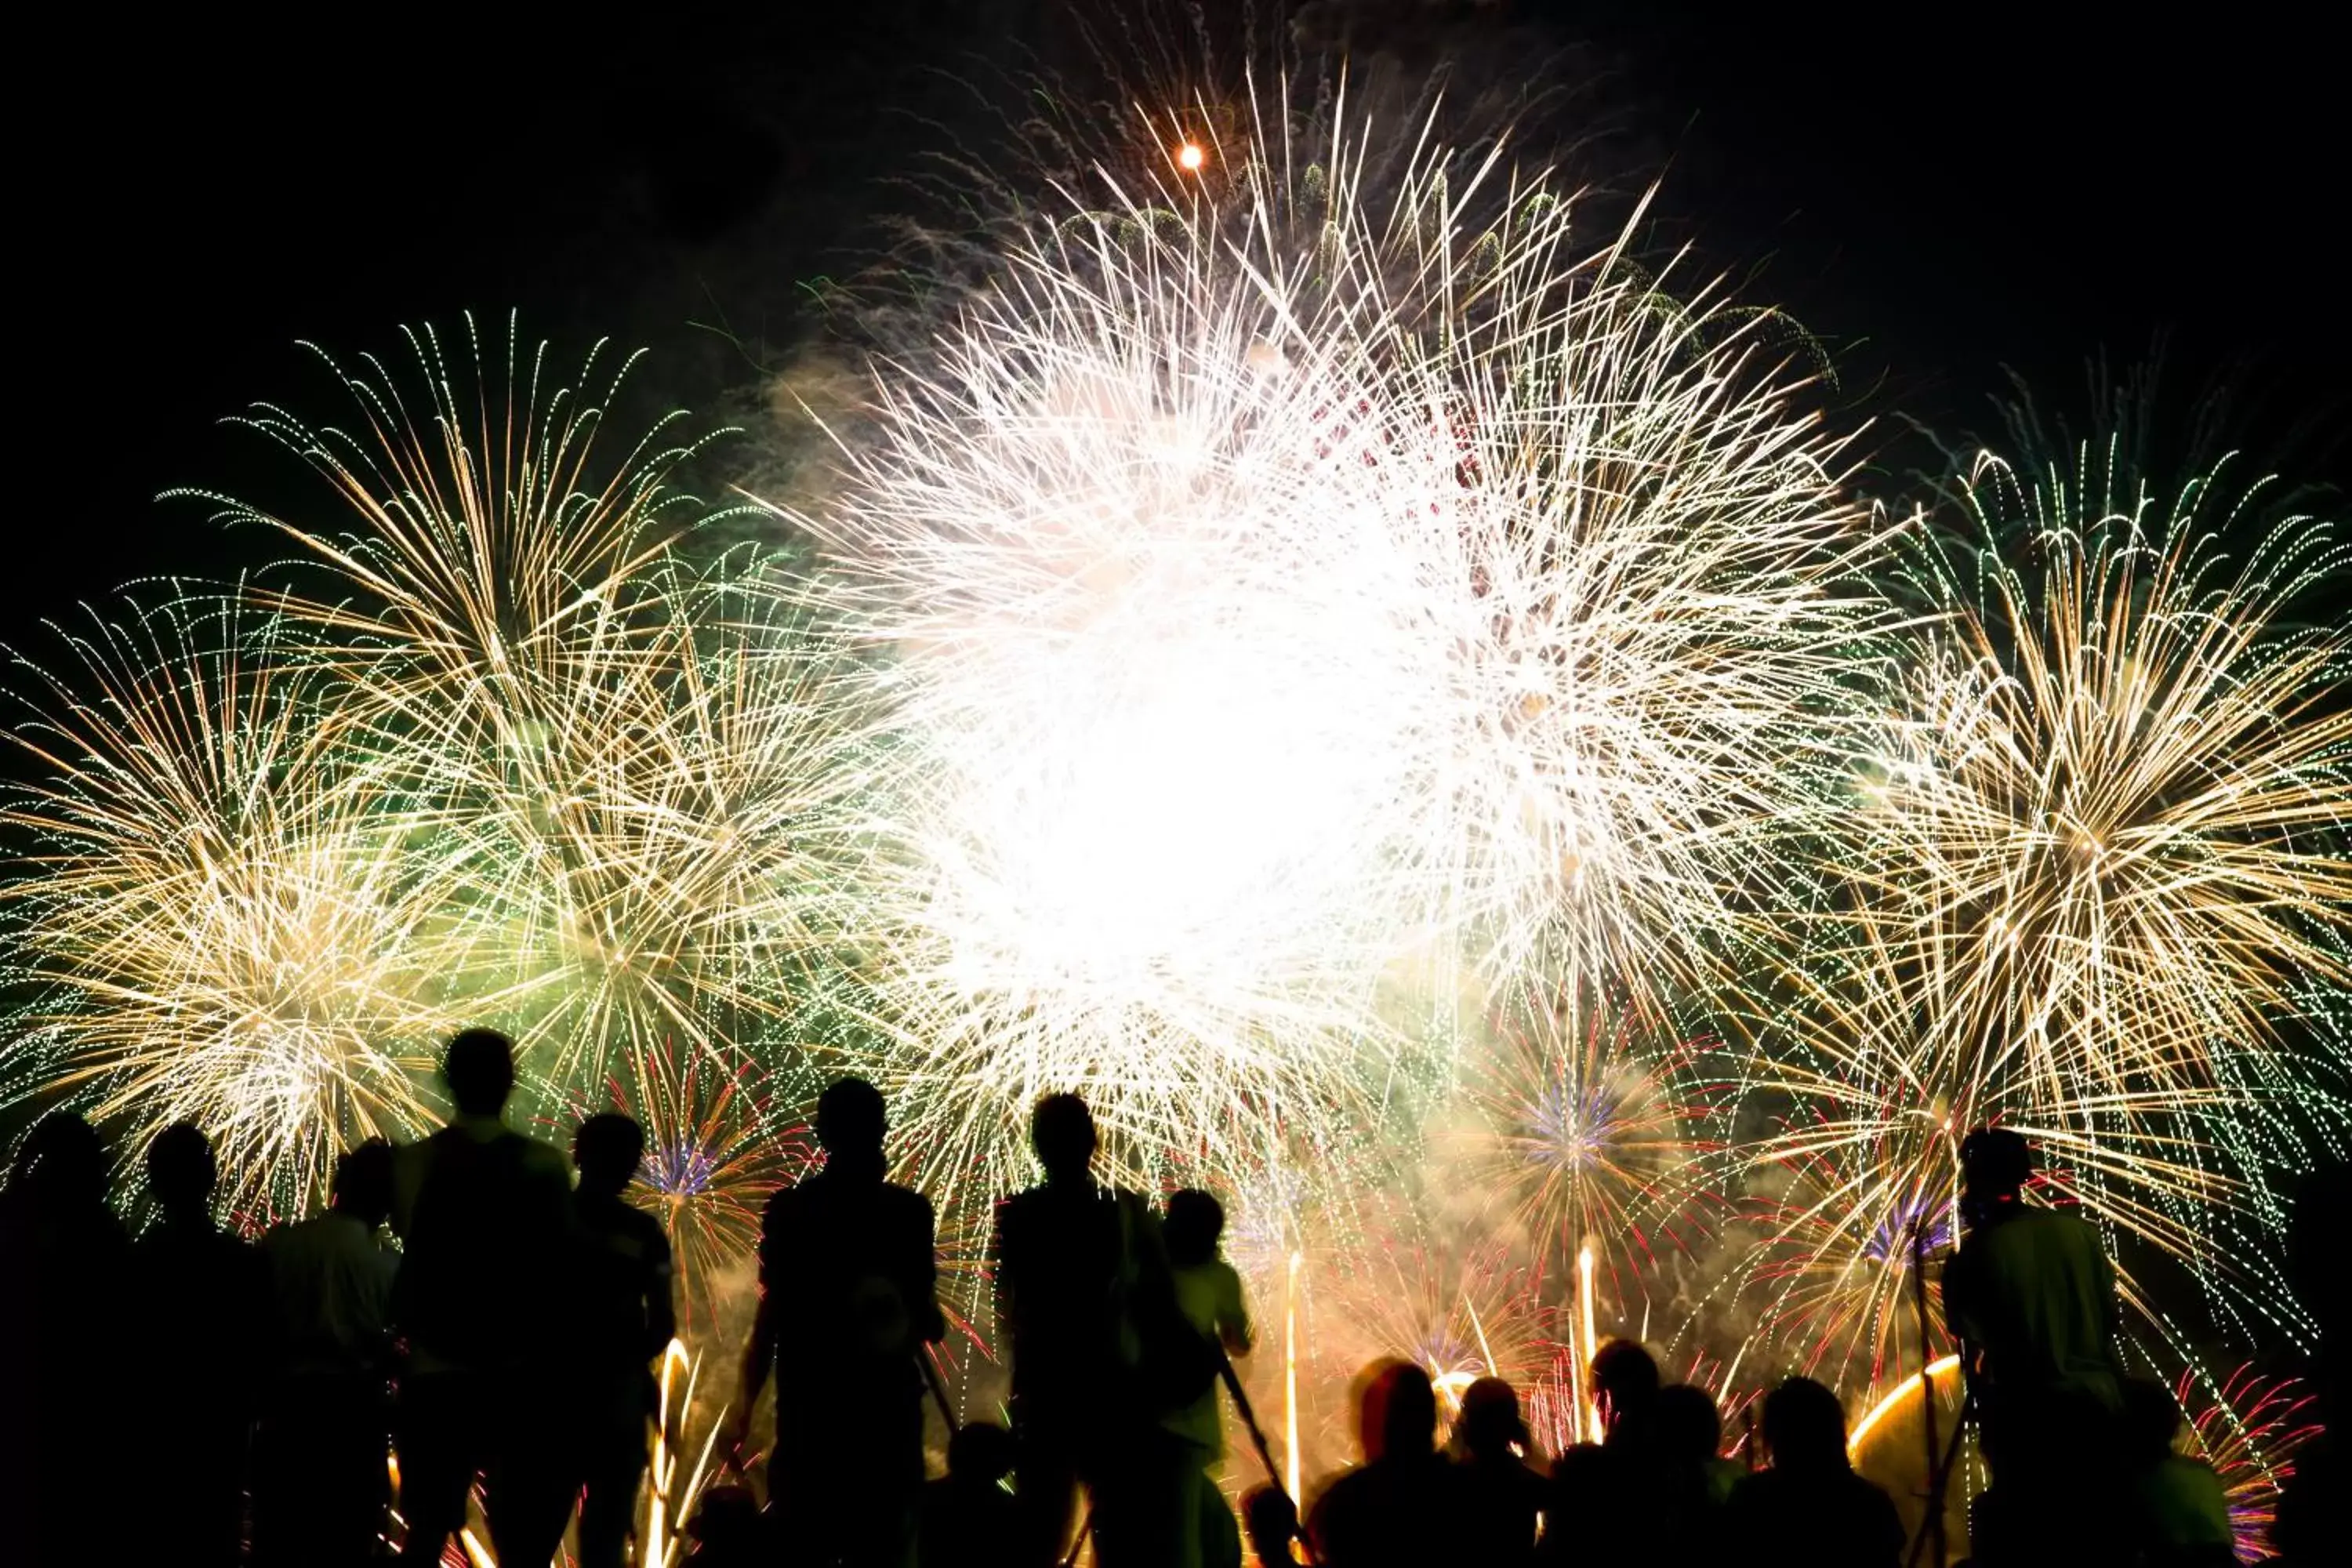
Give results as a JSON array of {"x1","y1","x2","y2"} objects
[
  {"x1": 783, "y1": 92, "x2": 1882, "y2": 1206},
  {"x1": 2175, "y1": 1363, "x2": 2321, "y2": 1562},
  {"x1": 1, "y1": 601, "x2": 458, "y2": 1211}
]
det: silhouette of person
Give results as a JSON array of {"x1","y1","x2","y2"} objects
[
  {"x1": 736, "y1": 1076, "x2": 942, "y2": 1567},
  {"x1": 1164, "y1": 1188, "x2": 1254, "y2": 1568},
  {"x1": 568, "y1": 1112, "x2": 677, "y2": 1568},
  {"x1": 1241, "y1": 1484, "x2": 1303, "y2": 1568},
  {"x1": 991, "y1": 1092, "x2": 1191, "y2": 1568},
  {"x1": 391, "y1": 1028, "x2": 579, "y2": 1568},
  {"x1": 1722, "y1": 1377, "x2": 1903, "y2": 1568},
  {"x1": 919, "y1": 1421, "x2": 1022, "y2": 1568},
  {"x1": 1539, "y1": 1338, "x2": 1665, "y2": 1565},
  {"x1": 1654, "y1": 1383, "x2": 1742, "y2": 1508},
  {"x1": 1306, "y1": 1359, "x2": 1462, "y2": 1566},
  {"x1": 1941, "y1": 1127, "x2": 2125, "y2": 1562},
  {"x1": 252, "y1": 1138, "x2": 400, "y2": 1568},
  {"x1": 1644, "y1": 1381, "x2": 1742, "y2": 1564},
  {"x1": 0, "y1": 1112, "x2": 132, "y2": 1568},
  {"x1": 2119, "y1": 1377, "x2": 2234, "y2": 1568},
  {"x1": 1450, "y1": 1376, "x2": 1546, "y2": 1566},
  {"x1": 126, "y1": 1121, "x2": 262, "y2": 1566}
]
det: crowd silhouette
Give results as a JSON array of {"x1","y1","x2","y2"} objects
[{"x1": 1, "y1": 1027, "x2": 2345, "y2": 1567}]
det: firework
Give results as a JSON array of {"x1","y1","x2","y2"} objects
[
  {"x1": 184, "y1": 318, "x2": 892, "y2": 1094},
  {"x1": 1869, "y1": 444, "x2": 2351, "y2": 1078},
  {"x1": 1761, "y1": 437, "x2": 2352, "y2": 1343},
  {"x1": 574, "y1": 1039, "x2": 814, "y2": 1328},
  {"x1": 1446, "y1": 973, "x2": 1726, "y2": 1306},
  {"x1": 2, "y1": 601, "x2": 459, "y2": 1212},
  {"x1": 783, "y1": 89, "x2": 1880, "y2": 1207},
  {"x1": 2176, "y1": 1363, "x2": 2321, "y2": 1562}
]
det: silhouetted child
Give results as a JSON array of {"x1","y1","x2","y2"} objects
[
  {"x1": 1451, "y1": 1376, "x2": 1546, "y2": 1566},
  {"x1": 918, "y1": 1420, "x2": 1020, "y2": 1567},
  {"x1": 2121, "y1": 1377, "x2": 2234, "y2": 1568},
  {"x1": 568, "y1": 1112, "x2": 677, "y2": 1568},
  {"x1": 1653, "y1": 1381, "x2": 1741, "y2": 1563},
  {"x1": 254, "y1": 1139, "x2": 399, "y2": 1568},
  {"x1": 1540, "y1": 1339, "x2": 1665, "y2": 1565},
  {"x1": 1166, "y1": 1189, "x2": 1254, "y2": 1568},
  {"x1": 1243, "y1": 1483, "x2": 1302, "y2": 1566},
  {"x1": 130, "y1": 1120, "x2": 263, "y2": 1568},
  {"x1": 1723, "y1": 1377, "x2": 1903, "y2": 1568},
  {"x1": 1657, "y1": 1383, "x2": 1742, "y2": 1506},
  {"x1": 1307, "y1": 1360, "x2": 1464, "y2": 1566}
]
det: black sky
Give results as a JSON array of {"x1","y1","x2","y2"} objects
[{"x1": 12, "y1": 1, "x2": 2345, "y2": 635}]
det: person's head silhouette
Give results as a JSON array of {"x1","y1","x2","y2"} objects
[
  {"x1": 143, "y1": 1121, "x2": 217, "y2": 1219},
  {"x1": 1592, "y1": 1338, "x2": 1661, "y2": 1441},
  {"x1": 1378, "y1": 1362, "x2": 1440, "y2": 1461},
  {"x1": 816, "y1": 1076, "x2": 887, "y2": 1156},
  {"x1": 573, "y1": 1113, "x2": 646, "y2": 1199},
  {"x1": 1455, "y1": 1375, "x2": 1530, "y2": 1461},
  {"x1": 1241, "y1": 1483, "x2": 1301, "y2": 1566},
  {"x1": 1654, "y1": 1382, "x2": 1725, "y2": 1465},
  {"x1": 332, "y1": 1138, "x2": 396, "y2": 1229},
  {"x1": 442, "y1": 1029, "x2": 517, "y2": 1118},
  {"x1": 1761, "y1": 1376, "x2": 1851, "y2": 1475},
  {"x1": 1164, "y1": 1188, "x2": 1225, "y2": 1268},
  {"x1": 1960, "y1": 1126, "x2": 2032, "y2": 1203},
  {"x1": 7, "y1": 1111, "x2": 109, "y2": 1206},
  {"x1": 1030, "y1": 1093, "x2": 1097, "y2": 1184}
]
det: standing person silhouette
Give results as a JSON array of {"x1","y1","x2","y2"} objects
[
  {"x1": 992, "y1": 1092, "x2": 1192, "y2": 1568},
  {"x1": 1941, "y1": 1126, "x2": 2125, "y2": 1563},
  {"x1": 391, "y1": 1028, "x2": 579, "y2": 1568},
  {"x1": 1163, "y1": 1189, "x2": 1254, "y2": 1568},
  {"x1": 129, "y1": 1122, "x2": 263, "y2": 1568},
  {"x1": 733, "y1": 1076, "x2": 942, "y2": 1567},
  {"x1": 568, "y1": 1113, "x2": 677, "y2": 1568},
  {"x1": 0, "y1": 1112, "x2": 131, "y2": 1568},
  {"x1": 253, "y1": 1138, "x2": 401, "y2": 1568},
  {"x1": 1450, "y1": 1377, "x2": 1546, "y2": 1567},
  {"x1": 1722, "y1": 1377, "x2": 1902, "y2": 1568},
  {"x1": 1305, "y1": 1360, "x2": 1461, "y2": 1567},
  {"x1": 1541, "y1": 1338, "x2": 1667, "y2": 1565}
]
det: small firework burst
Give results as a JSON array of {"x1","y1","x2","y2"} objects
[
  {"x1": 1449, "y1": 974, "x2": 1726, "y2": 1302},
  {"x1": 2175, "y1": 1363, "x2": 2321, "y2": 1562},
  {"x1": 573, "y1": 1039, "x2": 812, "y2": 1327}
]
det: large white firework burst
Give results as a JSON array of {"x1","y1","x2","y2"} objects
[{"x1": 785, "y1": 89, "x2": 1880, "y2": 1203}]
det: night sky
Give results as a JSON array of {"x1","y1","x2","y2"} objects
[{"x1": 13, "y1": 1, "x2": 2345, "y2": 633}]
